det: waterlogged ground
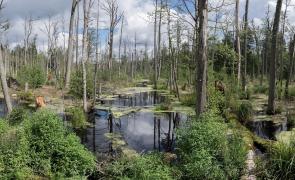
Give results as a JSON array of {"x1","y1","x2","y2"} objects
[{"x1": 79, "y1": 90, "x2": 189, "y2": 157}]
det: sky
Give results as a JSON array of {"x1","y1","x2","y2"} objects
[{"x1": 1, "y1": 0, "x2": 295, "y2": 55}]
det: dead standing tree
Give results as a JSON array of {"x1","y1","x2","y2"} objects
[
  {"x1": 102, "y1": 0, "x2": 122, "y2": 80},
  {"x1": 82, "y1": 0, "x2": 94, "y2": 112},
  {"x1": 267, "y1": 0, "x2": 283, "y2": 114},
  {"x1": 65, "y1": 0, "x2": 80, "y2": 89},
  {"x1": 195, "y1": 0, "x2": 208, "y2": 116},
  {"x1": 0, "y1": 0, "x2": 12, "y2": 114}
]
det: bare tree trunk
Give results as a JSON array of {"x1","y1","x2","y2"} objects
[
  {"x1": 65, "y1": 0, "x2": 79, "y2": 89},
  {"x1": 82, "y1": 0, "x2": 91, "y2": 112},
  {"x1": 285, "y1": 34, "x2": 295, "y2": 98},
  {"x1": 235, "y1": 0, "x2": 241, "y2": 85},
  {"x1": 153, "y1": 0, "x2": 158, "y2": 89},
  {"x1": 75, "y1": 2, "x2": 80, "y2": 69},
  {"x1": 0, "y1": 46, "x2": 12, "y2": 114},
  {"x1": 195, "y1": 0, "x2": 208, "y2": 116},
  {"x1": 157, "y1": 0, "x2": 163, "y2": 80},
  {"x1": 242, "y1": 0, "x2": 249, "y2": 92},
  {"x1": 267, "y1": 0, "x2": 283, "y2": 114},
  {"x1": 118, "y1": 15, "x2": 124, "y2": 78},
  {"x1": 93, "y1": 0, "x2": 100, "y2": 106}
]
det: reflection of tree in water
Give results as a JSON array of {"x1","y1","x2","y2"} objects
[{"x1": 153, "y1": 112, "x2": 181, "y2": 152}]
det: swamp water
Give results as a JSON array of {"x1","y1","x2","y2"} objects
[{"x1": 78, "y1": 91, "x2": 188, "y2": 156}]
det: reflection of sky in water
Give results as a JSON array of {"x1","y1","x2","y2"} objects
[
  {"x1": 83, "y1": 110, "x2": 186, "y2": 154},
  {"x1": 79, "y1": 91, "x2": 187, "y2": 155}
]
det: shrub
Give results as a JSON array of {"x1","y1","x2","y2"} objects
[
  {"x1": 237, "y1": 101, "x2": 253, "y2": 122},
  {"x1": 239, "y1": 88, "x2": 252, "y2": 100},
  {"x1": 8, "y1": 107, "x2": 28, "y2": 125},
  {"x1": 287, "y1": 114, "x2": 295, "y2": 128},
  {"x1": 65, "y1": 107, "x2": 88, "y2": 129},
  {"x1": 0, "y1": 127, "x2": 33, "y2": 179},
  {"x1": 180, "y1": 93, "x2": 195, "y2": 107},
  {"x1": 177, "y1": 111, "x2": 246, "y2": 179},
  {"x1": 106, "y1": 153, "x2": 180, "y2": 179},
  {"x1": 69, "y1": 70, "x2": 94, "y2": 99},
  {"x1": 18, "y1": 91, "x2": 34, "y2": 102},
  {"x1": 213, "y1": 44, "x2": 237, "y2": 75},
  {"x1": 253, "y1": 84, "x2": 268, "y2": 94},
  {"x1": 17, "y1": 66, "x2": 46, "y2": 89},
  {"x1": 23, "y1": 110, "x2": 95, "y2": 177},
  {"x1": 264, "y1": 138, "x2": 295, "y2": 179},
  {"x1": 288, "y1": 86, "x2": 295, "y2": 98}
]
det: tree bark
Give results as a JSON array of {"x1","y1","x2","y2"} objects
[
  {"x1": 267, "y1": 0, "x2": 283, "y2": 114},
  {"x1": 65, "y1": 0, "x2": 79, "y2": 89},
  {"x1": 242, "y1": 0, "x2": 249, "y2": 91},
  {"x1": 153, "y1": 0, "x2": 158, "y2": 89},
  {"x1": 82, "y1": 0, "x2": 91, "y2": 112},
  {"x1": 235, "y1": 0, "x2": 241, "y2": 85},
  {"x1": 0, "y1": 46, "x2": 12, "y2": 114},
  {"x1": 195, "y1": 0, "x2": 208, "y2": 116},
  {"x1": 285, "y1": 34, "x2": 295, "y2": 98},
  {"x1": 93, "y1": 0, "x2": 100, "y2": 106}
]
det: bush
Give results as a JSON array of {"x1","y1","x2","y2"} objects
[
  {"x1": 237, "y1": 101, "x2": 253, "y2": 123},
  {"x1": 213, "y1": 44, "x2": 237, "y2": 75},
  {"x1": 65, "y1": 107, "x2": 88, "y2": 129},
  {"x1": 106, "y1": 153, "x2": 180, "y2": 179},
  {"x1": 180, "y1": 93, "x2": 195, "y2": 107},
  {"x1": 264, "y1": 138, "x2": 295, "y2": 179},
  {"x1": 253, "y1": 84, "x2": 268, "y2": 94},
  {"x1": 69, "y1": 70, "x2": 94, "y2": 99},
  {"x1": 18, "y1": 91, "x2": 34, "y2": 102},
  {"x1": 7, "y1": 107, "x2": 29, "y2": 125},
  {"x1": 177, "y1": 111, "x2": 246, "y2": 179},
  {"x1": 239, "y1": 89, "x2": 252, "y2": 100},
  {"x1": 287, "y1": 114, "x2": 295, "y2": 127},
  {"x1": 23, "y1": 110, "x2": 95, "y2": 177},
  {"x1": 17, "y1": 66, "x2": 46, "y2": 89},
  {"x1": 0, "y1": 127, "x2": 33, "y2": 179}
]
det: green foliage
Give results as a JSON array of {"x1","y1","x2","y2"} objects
[
  {"x1": 0, "y1": 120, "x2": 9, "y2": 135},
  {"x1": 17, "y1": 66, "x2": 46, "y2": 89},
  {"x1": 288, "y1": 86, "x2": 295, "y2": 99},
  {"x1": 177, "y1": 111, "x2": 247, "y2": 179},
  {"x1": 180, "y1": 93, "x2": 195, "y2": 107},
  {"x1": 252, "y1": 84, "x2": 268, "y2": 94},
  {"x1": 239, "y1": 88, "x2": 252, "y2": 100},
  {"x1": 18, "y1": 91, "x2": 34, "y2": 102},
  {"x1": 106, "y1": 153, "x2": 180, "y2": 179},
  {"x1": 65, "y1": 107, "x2": 88, "y2": 129},
  {"x1": 261, "y1": 138, "x2": 295, "y2": 179},
  {"x1": 0, "y1": 127, "x2": 33, "y2": 179},
  {"x1": 213, "y1": 44, "x2": 237, "y2": 75},
  {"x1": 155, "y1": 98, "x2": 172, "y2": 111},
  {"x1": 237, "y1": 101, "x2": 253, "y2": 122},
  {"x1": 23, "y1": 110, "x2": 96, "y2": 177},
  {"x1": 287, "y1": 114, "x2": 295, "y2": 127},
  {"x1": 207, "y1": 84, "x2": 225, "y2": 115},
  {"x1": 7, "y1": 107, "x2": 28, "y2": 126},
  {"x1": 69, "y1": 70, "x2": 94, "y2": 99}
]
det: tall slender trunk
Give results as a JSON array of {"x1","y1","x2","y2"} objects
[
  {"x1": 0, "y1": 46, "x2": 12, "y2": 114},
  {"x1": 285, "y1": 34, "x2": 295, "y2": 98},
  {"x1": 267, "y1": 0, "x2": 283, "y2": 114},
  {"x1": 195, "y1": 0, "x2": 208, "y2": 116},
  {"x1": 65, "y1": 0, "x2": 79, "y2": 89},
  {"x1": 82, "y1": 0, "x2": 90, "y2": 112},
  {"x1": 242, "y1": 0, "x2": 249, "y2": 91},
  {"x1": 93, "y1": 0, "x2": 100, "y2": 106},
  {"x1": 157, "y1": 0, "x2": 162, "y2": 80},
  {"x1": 118, "y1": 15, "x2": 124, "y2": 78},
  {"x1": 153, "y1": 0, "x2": 158, "y2": 89},
  {"x1": 235, "y1": 0, "x2": 241, "y2": 85}
]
